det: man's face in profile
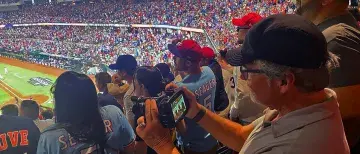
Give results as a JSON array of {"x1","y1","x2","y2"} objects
[{"x1": 237, "y1": 29, "x2": 249, "y2": 44}]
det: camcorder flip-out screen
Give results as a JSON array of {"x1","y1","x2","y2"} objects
[{"x1": 169, "y1": 91, "x2": 189, "y2": 123}]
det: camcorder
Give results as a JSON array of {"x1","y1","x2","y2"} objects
[{"x1": 131, "y1": 89, "x2": 190, "y2": 128}]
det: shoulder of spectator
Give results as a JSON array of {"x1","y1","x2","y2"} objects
[{"x1": 322, "y1": 23, "x2": 360, "y2": 43}]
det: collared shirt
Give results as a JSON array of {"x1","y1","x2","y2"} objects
[{"x1": 240, "y1": 95, "x2": 350, "y2": 154}]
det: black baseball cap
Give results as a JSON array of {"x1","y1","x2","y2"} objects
[
  {"x1": 109, "y1": 55, "x2": 138, "y2": 71},
  {"x1": 226, "y1": 14, "x2": 329, "y2": 69}
]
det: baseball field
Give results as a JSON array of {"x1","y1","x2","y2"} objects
[{"x1": 0, "y1": 56, "x2": 66, "y2": 109}]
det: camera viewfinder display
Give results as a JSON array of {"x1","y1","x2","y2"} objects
[{"x1": 171, "y1": 94, "x2": 186, "y2": 122}]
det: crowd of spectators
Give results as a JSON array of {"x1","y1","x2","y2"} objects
[
  {"x1": 0, "y1": 0, "x2": 359, "y2": 153},
  {"x1": 0, "y1": 0, "x2": 296, "y2": 73},
  {"x1": 0, "y1": 0, "x2": 19, "y2": 4}
]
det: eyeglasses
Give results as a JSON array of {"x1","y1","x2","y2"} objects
[{"x1": 240, "y1": 66, "x2": 265, "y2": 80}]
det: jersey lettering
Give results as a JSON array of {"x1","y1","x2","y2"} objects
[
  {"x1": 69, "y1": 135, "x2": 77, "y2": 147},
  {"x1": 204, "y1": 95, "x2": 212, "y2": 110},
  {"x1": 194, "y1": 79, "x2": 216, "y2": 97},
  {"x1": 58, "y1": 119, "x2": 113, "y2": 151},
  {"x1": 0, "y1": 133, "x2": 8, "y2": 151},
  {"x1": 0, "y1": 130, "x2": 29, "y2": 151},
  {"x1": 104, "y1": 120, "x2": 113, "y2": 133},
  {"x1": 59, "y1": 135, "x2": 67, "y2": 150},
  {"x1": 230, "y1": 77, "x2": 235, "y2": 89},
  {"x1": 7, "y1": 131, "x2": 19, "y2": 147},
  {"x1": 19, "y1": 130, "x2": 29, "y2": 146}
]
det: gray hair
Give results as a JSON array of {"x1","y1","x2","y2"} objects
[{"x1": 255, "y1": 52, "x2": 340, "y2": 92}]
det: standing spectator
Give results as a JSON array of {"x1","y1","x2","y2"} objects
[
  {"x1": 37, "y1": 71, "x2": 135, "y2": 153},
  {"x1": 95, "y1": 72, "x2": 124, "y2": 110},
  {"x1": 107, "y1": 74, "x2": 130, "y2": 110},
  {"x1": 0, "y1": 104, "x2": 18, "y2": 116},
  {"x1": 133, "y1": 66, "x2": 167, "y2": 154},
  {"x1": 19, "y1": 100, "x2": 54, "y2": 132},
  {"x1": 0, "y1": 114, "x2": 40, "y2": 154},
  {"x1": 200, "y1": 47, "x2": 229, "y2": 113},
  {"x1": 137, "y1": 14, "x2": 350, "y2": 154},
  {"x1": 226, "y1": 13, "x2": 266, "y2": 125},
  {"x1": 168, "y1": 40, "x2": 218, "y2": 153},
  {"x1": 109, "y1": 55, "x2": 138, "y2": 128},
  {"x1": 296, "y1": 0, "x2": 360, "y2": 151}
]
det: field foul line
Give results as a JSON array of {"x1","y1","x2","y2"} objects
[
  {"x1": 0, "y1": 80, "x2": 22, "y2": 101},
  {"x1": 14, "y1": 73, "x2": 26, "y2": 79}
]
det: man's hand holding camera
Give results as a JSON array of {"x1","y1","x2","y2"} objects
[
  {"x1": 135, "y1": 99, "x2": 175, "y2": 153},
  {"x1": 135, "y1": 83, "x2": 202, "y2": 154}
]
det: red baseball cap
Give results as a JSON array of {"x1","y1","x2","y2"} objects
[
  {"x1": 232, "y1": 12, "x2": 263, "y2": 29},
  {"x1": 168, "y1": 39, "x2": 203, "y2": 61},
  {"x1": 201, "y1": 47, "x2": 215, "y2": 59}
]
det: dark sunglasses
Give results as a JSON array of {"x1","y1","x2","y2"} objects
[{"x1": 240, "y1": 66, "x2": 265, "y2": 80}]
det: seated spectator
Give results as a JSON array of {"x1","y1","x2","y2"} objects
[
  {"x1": 40, "y1": 109, "x2": 54, "y2": 120},
  {"x1": 0, "y1": 104, "x2": 18, "y2": 116},
  {"x1": 37, "y1": 71, "x2": 135, "y2": 153},
  {"x1": 95, "y1": 72, "x2": 124, "y2": 110},
  {"x1": 19, "y1": 100, "x2": 54, "y2": 132},
  {"x1": 109, "y1": 55, "x2": 138, "y2": 128},
  {"x1": 0, "y1": 114, "x2": 40, "y2": 154}
]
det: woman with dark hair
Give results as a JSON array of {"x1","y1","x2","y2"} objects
[
  {"x1": 37, "y1": 71, "x2": 135, "y2": 154},
  {"x1": 134, "y1": 67, "x2": 166, "y2": 98},
  {"x1": 133, "y1": 67, "x2": 166, "y2": 154}
]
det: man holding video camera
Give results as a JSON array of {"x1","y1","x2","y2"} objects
[
  {"x1": 136, "y1": 14, "x2": 349, "y2": 154},
  {"x1": 167, "y1": 40, "x2": 218, "y2": 154}
]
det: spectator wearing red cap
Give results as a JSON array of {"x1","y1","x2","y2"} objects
[
  {"x1": 200, "y1": 47, "x2": 229, "y2": 113},
  {"x1": 232, "y1": 12, "x2": 263, "y2": 44},
  {"x1": 221, "y1": 12, "x2": 266, "y2": 126},
  {"x1": 167, "y1": 40, "x2": 218, "y2": 153}
]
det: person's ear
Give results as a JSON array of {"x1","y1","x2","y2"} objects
[{"x1": 278, "y1": 72, "x2": 295, "y2": 94}]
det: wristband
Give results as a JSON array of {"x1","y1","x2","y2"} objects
[{"x1": 192, "y1": 106, "x2": 206, "y2": 122}]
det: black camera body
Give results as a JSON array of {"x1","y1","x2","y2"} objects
[{"x1": 131, "y1": 89, "x2": 189, "y2": 128}]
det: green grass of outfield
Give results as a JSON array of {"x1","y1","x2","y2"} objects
[
  {"x1": 0, "y1": 63, "x2": 56, "y2": 108},
  {"x1": 0, "y1": 88, "x2": 11, "y2": 103}
]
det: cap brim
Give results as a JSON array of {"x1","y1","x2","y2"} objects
[
  {"x1": 109, "y1": 64, "x2": 120, "y2": 70},
  {"x1": 225, "y1": 47, "x2": 244, "y2": 66},
  {"x1": 167, "y1": 44, "x2": 183, "y2": 58}
]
